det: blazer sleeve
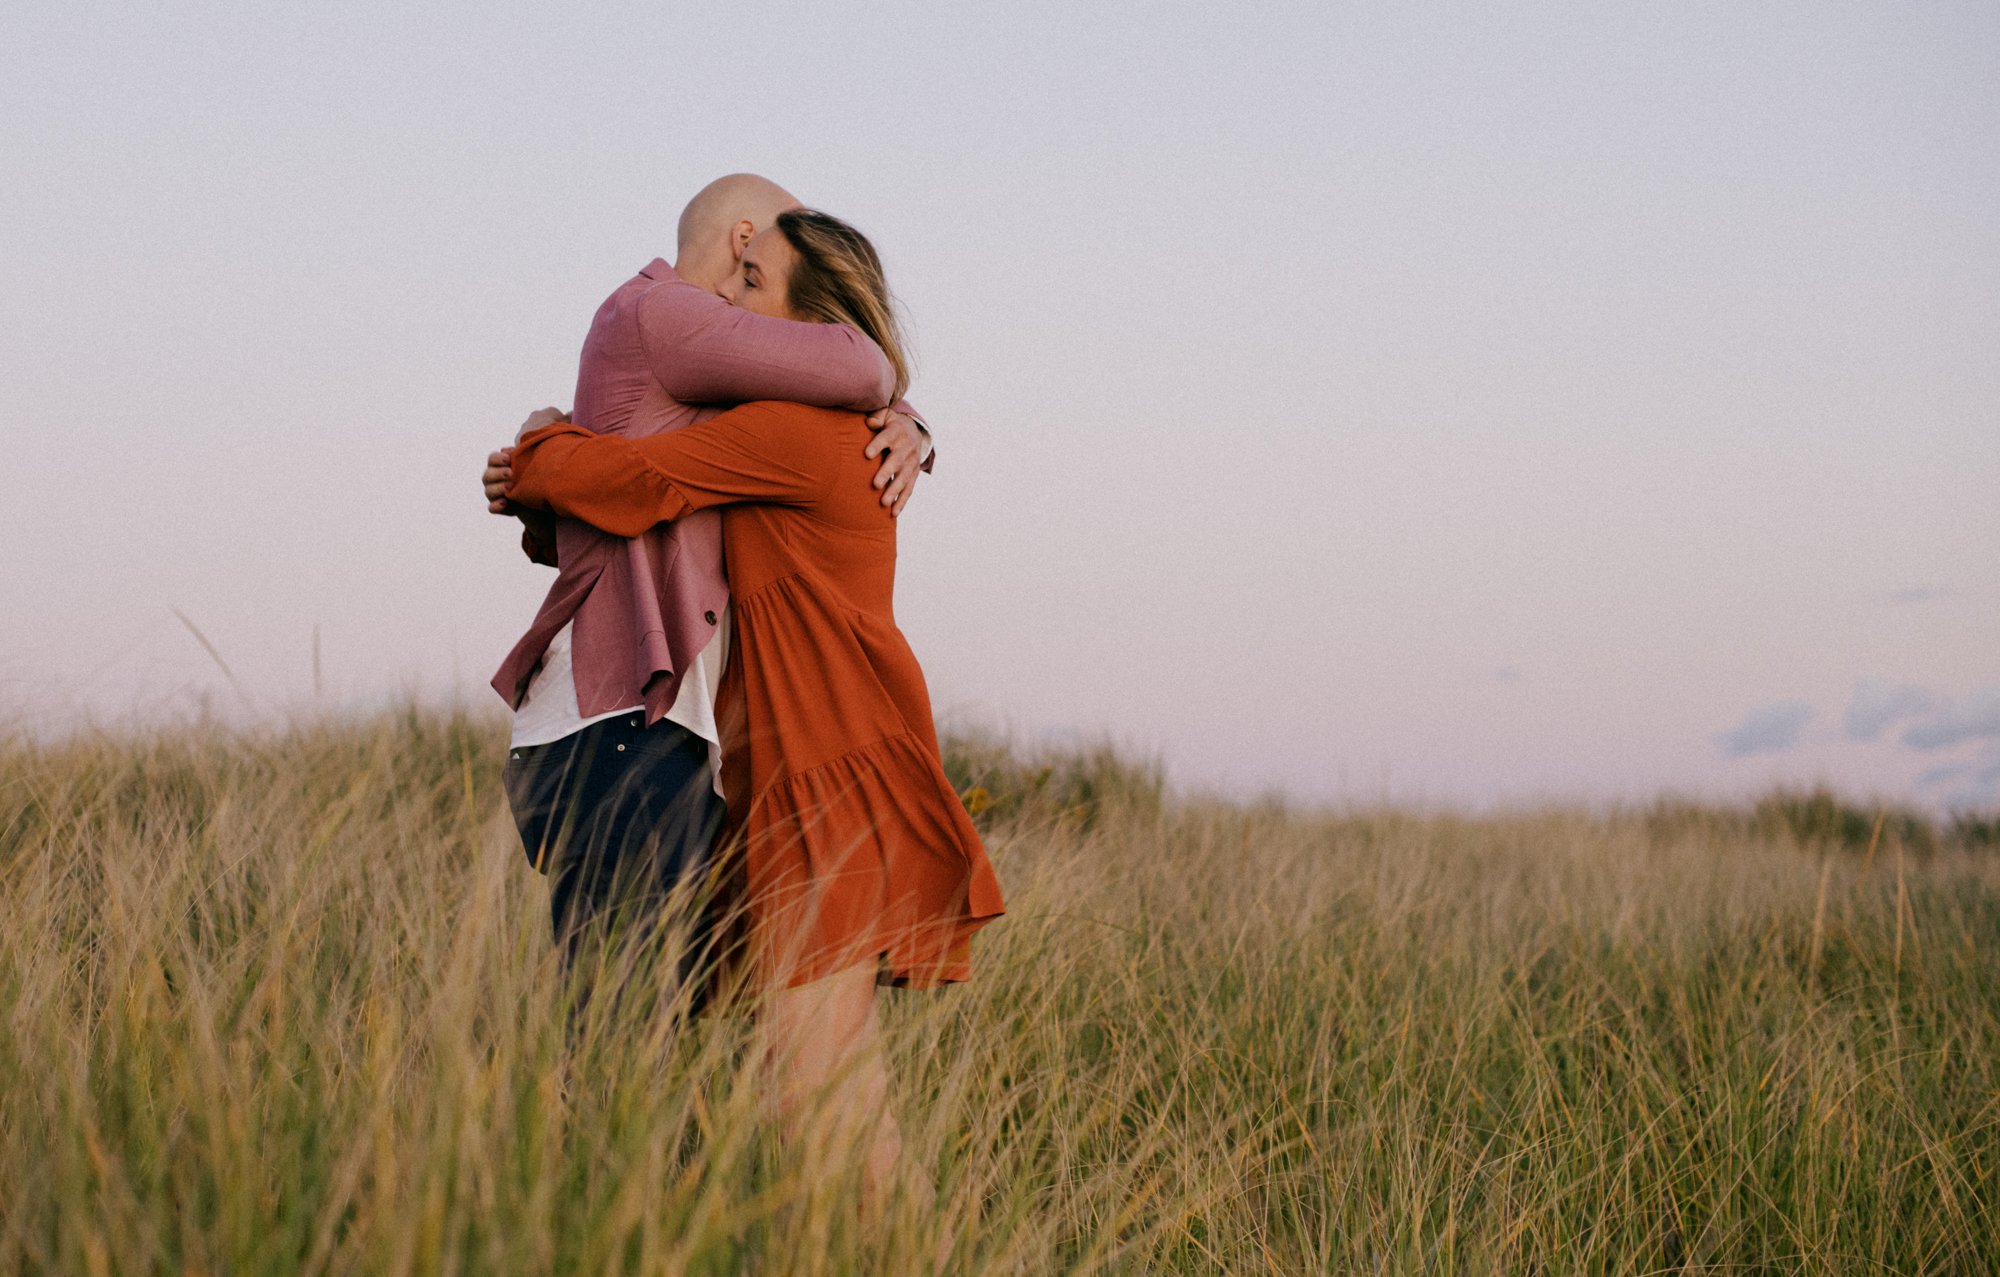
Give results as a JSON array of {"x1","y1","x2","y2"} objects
[
  {"x1": 636, "y1": 281, "x2": 895, "y2": 410},
  {"x1": 506, "y1": 402, "x2": 849, "y2": 538}
]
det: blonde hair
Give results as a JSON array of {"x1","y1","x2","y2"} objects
[{"x1": 775, "y1": 208, "x2": 910, "y2": 403}]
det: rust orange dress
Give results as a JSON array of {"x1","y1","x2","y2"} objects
[{"x1": 507, "y1": 403, "x2": 1004, "y2": 988}]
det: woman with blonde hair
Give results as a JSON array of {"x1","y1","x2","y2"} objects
[{"x1": 489, "y1": 207, "x2": 1004, "y2": 1203}]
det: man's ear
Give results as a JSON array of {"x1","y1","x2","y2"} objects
[{"x1": 730, "y1": 219, "x2": 755, "y2": 261}]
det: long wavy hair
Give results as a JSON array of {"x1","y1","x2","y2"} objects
[{"x1": 774, "y1": 208, "x2": 910, "y2": 404}]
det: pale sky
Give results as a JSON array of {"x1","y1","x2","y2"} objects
[{"x1": 5, "y1": 1, "x2": 1997, "y2": 811}]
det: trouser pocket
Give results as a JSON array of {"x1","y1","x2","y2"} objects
[
  {"x1": 502, "y1": 730, "x2": 591, "y2": 875},
  {"x1": 501, "y1": 714, "x2": 728, "y2": 966}
]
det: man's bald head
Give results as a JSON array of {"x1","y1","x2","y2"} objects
[{"x1": 674, "y1": 173, "x2": 801, "y2": 289}]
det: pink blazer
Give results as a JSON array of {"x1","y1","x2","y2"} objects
[{"x1": 491, "y1": 259, "x2": 903, "y2": 723}]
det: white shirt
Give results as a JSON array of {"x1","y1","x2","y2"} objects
[{"x1": 510, "y1": 610, "x2": 732, "y2": 797}]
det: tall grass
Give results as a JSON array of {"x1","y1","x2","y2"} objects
[{"x1": 1, "y1": 709, "x2": 1995, "y2": 1274}]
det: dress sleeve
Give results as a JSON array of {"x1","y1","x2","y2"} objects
[
  {"x1": 506, "y1": 402, "x2": 849, "y2": 539},
  {"x1": 636, "y1": 282, "x2": 895, "y2": 410}
]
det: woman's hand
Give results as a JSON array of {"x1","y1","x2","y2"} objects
[
  {"x1": 485, "y1": 406, "x2": 565, "y2": 514},
  {"x1": 516, "y1": 405, "x2": 569, "y2": 442},
  {"x1": 483, "y1": 448, "x2": 517, "y2": 513}
]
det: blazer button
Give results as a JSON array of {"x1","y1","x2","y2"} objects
[
  {"x1": 616, "y1": 743, "x2": 626, "y2": 752},
  {"x1": 704, "y1": 610, "x2": 717, "y2": 625}
]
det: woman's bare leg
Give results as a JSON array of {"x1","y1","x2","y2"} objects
[{"x1": 758, "y1": 961, "x2": 905, "y2": 1206}]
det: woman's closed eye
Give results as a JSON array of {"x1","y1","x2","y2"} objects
[{"x1": 726, "y1": 227, "x2": 801, "y2": 319}]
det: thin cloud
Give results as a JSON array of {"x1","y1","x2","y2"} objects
[
  {"x1": 1843, "y1": 679, "x2": 1936, "y2": 741},
  {"x1": 1716, "y1": 701, "x2": 1813, "y2": 758},
  {"x1": 1931, "y1": 756, "x2": 2000, "y2": 812},
  {"x1": 1902, "y1": 688, "x2": 2000, "y2": 751},
  {"x1": 1880, "y1": 586, "x2": 1953, "y2": 605},
  {"x1": 1918, "y1": 762, "x2": 1970, "y2": 789}
]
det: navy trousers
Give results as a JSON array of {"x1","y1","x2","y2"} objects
[{"x1": 501, "y1": 712, "x2": 727, "y2": 995}]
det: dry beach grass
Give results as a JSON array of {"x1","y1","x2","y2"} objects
[{"x1": 2, "y1": 709, "x2": 1996, "y2": 1274}]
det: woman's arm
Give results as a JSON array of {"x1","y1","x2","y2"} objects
[{"x1": 504, "y1": 401, "x2": 851, "y2": 538}]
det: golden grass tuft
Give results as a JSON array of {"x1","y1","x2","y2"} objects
[{"x1": 1, "y1": 708, "x2": 1996, "y2": 1274}]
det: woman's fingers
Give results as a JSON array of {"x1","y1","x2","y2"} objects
[
  {"x1": 516, "y1": 406, "x2": 568, "y2": 442},
  {"x1": 482, "y1": 449, "x2": 515, "y2": 509}
]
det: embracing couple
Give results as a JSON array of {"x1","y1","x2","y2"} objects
[{"x1": 480, "y1": 173, "x2": 1004, "y2": 1201}]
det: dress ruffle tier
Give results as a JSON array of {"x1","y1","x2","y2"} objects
[{"x1": 729, "y1": 730, "x2": 1005, "y2": 988}]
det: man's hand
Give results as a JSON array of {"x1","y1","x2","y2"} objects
[
  {"x1": 483, "y1": 447, "x2": 518, "y2": 513},
  {"x1": 864, "y1": 408, "x2": 929, "y2": 516}
]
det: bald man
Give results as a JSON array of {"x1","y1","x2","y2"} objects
[{"x1": 488, "y1": 174, "x2": 932, "y2": 987}]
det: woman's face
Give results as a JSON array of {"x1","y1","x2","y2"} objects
[{"x1": 717, "y1": 227, "x2": 801, "y2": 319}]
